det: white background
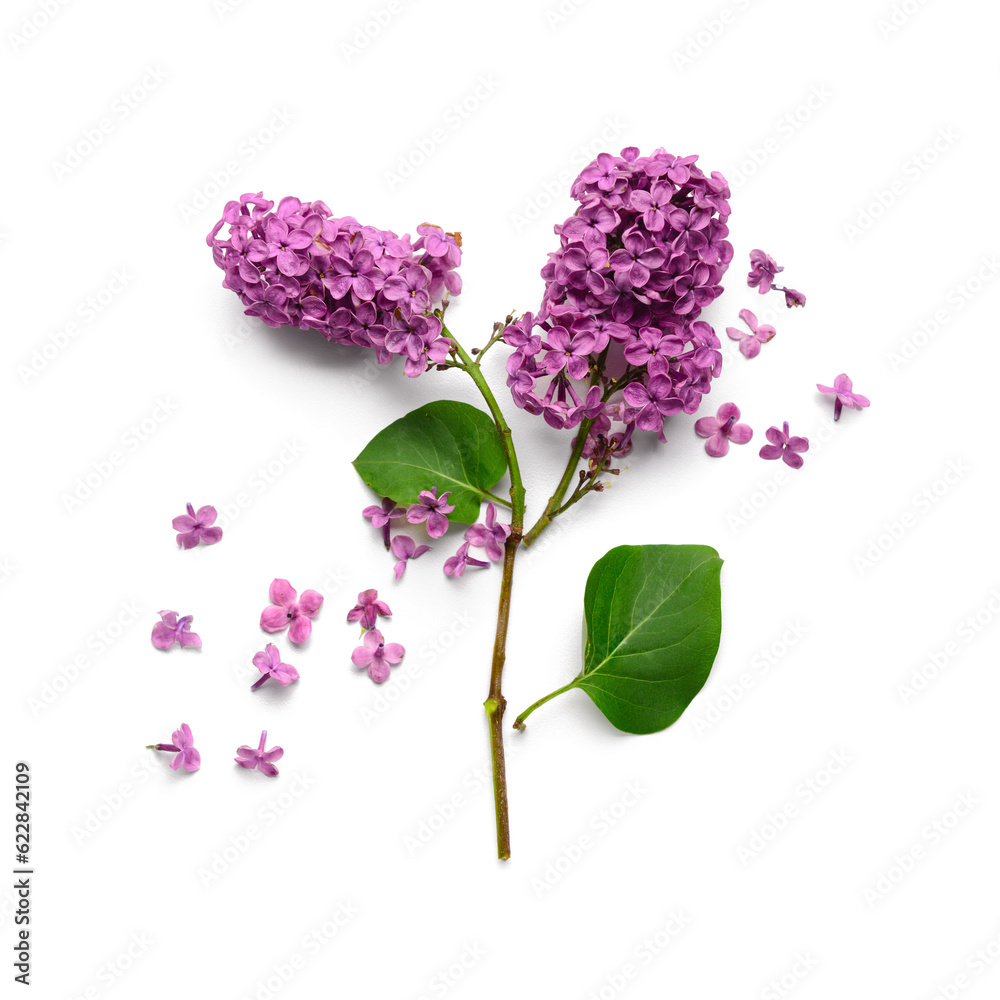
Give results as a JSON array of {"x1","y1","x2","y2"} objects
[{"x1": 4, "y1": 0, "x2": 1000, "y2": 997}]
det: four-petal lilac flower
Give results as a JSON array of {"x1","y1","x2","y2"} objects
[
  {"x1": 250, "y1": 643, "x2": 299, "y2": 691},
  {"x1": 694, "y1": 403, "x2": 754, "y2": 457},
  {"x1": 406, "y1": 488, "x2": 455, "y2": 539},
  {"x1": 747, "y1": 249, "x2": 783, "y2": 293},
  {"x1": 443, "y1": 541, "x2": 489, "y2": 578},
  {"x1": 363, "y1": 496, "x2": 406, "y2": 549},
  {"x1": 147, "y1": 723, "x2": 201, "y2": 772},
  {"x1": 260, "y1": 579, "x2": 323, "y2": 643},
  {"x1": 464, "y1": 503, "x2": 511, "y2": 563},
  {"x1": 390, "y1": 536, "x2": 431, "y2": 580},
  {"x1": 726, "y1": 309, "x2": 776, "y2": 359},
  {"x1": 347, "y1": 589, "x2": 392, "y2": 631},
  {"x1": 351, "y1": 628, "x2": 405, "y2": 684},
  {"x1": 759, "y1": 421, "x2": 810, "y2": 468},
  {"x1": 151, "y1": 610, "x2": 202, "y2": 650},
  {"x1": 817, "y1": 374, "x2": 870, "y2": 421},
  {"x1": 172, "y1": 503, "x2": 223, "y2": 549},
  {"x1": 235, "y1": 730, "x2": 284, "y2": 776}
]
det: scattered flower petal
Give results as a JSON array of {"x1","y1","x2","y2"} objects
[
  {"x1": 351, "y1": 628, "x2": 405, "y2": 684},
  {"x1": 251, "y1": 642, "x2": 299, "y2": 690},
  {"x1": 725, "y1": 309, "x2": 775, "y2": 359},
  {"x1": 443, "y1": 541, "x2": 490, "y2": 577},
  {"x1": 260, "y1": 578, "x2": 323, "y2": 643},
  {"x1": 235, "y1": 730, "x2": 284, "y2": 777},
  {"x1": 346, "y1": 589, "x2": 392, "y2": 630},
  {"x1": 464, "y1": 502, "x2": 511, "y2": 562},
  {"x1": 817, "y1": 374, "x2": 869, "y2": 421},
  {"x1": 363, "y1": 497, "x2": 406, "y2": 549},
  {"x1": 146, "y1": 723, "x2": 201, "y2": 772},
  {"x1": 694, "y1": 403, "x2": 754, "y2": 457},
  {"x1": 406, "y1": 487, "x2": 456, "y2": 539},
  {"x1": 759, "y1": 421, "x2": 810, "y2": 468},
  {"x1": 390, "y1": 535, "x2": 431, "y2": 580},
  {"x1": 747, "y1": 249, "x2": 783, "y2": 294},
  {"x1": 172, "y1": 502, "x2": 223, "y2": 549},
  {"x1": 151, "y1": 610, "x2": 202, "y2": 650}
]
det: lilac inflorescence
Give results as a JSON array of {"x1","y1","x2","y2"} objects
[
  {"x1": 207, "y1": 194, "x2": 462, "y2": 378},
  {"x1": 502, "y1": 148, "x2": 733, "y2": 452}
]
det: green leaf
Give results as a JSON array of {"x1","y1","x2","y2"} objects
[
  {"x1": 576, "y1": 544, "x2": 723, "y2": 733},
  {"x1": 515, "y1": 544, "x2": 723, "y2": 734},
  {"x1": 352, "y1": 400, "x2": 507, "y2": 524}
]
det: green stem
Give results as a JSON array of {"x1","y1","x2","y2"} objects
[
  {"x1": 512, "y1": 680, "x2": 578, "y2": 730},
  {"x1": 443, "y1": 323, "x2": 524, "y2": 861},
  {"x1": 522, "y1": 415, "x2": 595, "y2": 547}
]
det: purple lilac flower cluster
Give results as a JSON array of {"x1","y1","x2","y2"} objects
[
  {"x1": 207, "y1": 194, "x2": 462, "y2": 377},
  {"x1": 502, "y1": 148, "x2": 734, "y2": 461}
]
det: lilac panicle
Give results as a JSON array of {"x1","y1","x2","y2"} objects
[
  {"x1": 208, "y1": 195, "x2": 461, "y2": 378},
  {"x1": 502, "y1": 147, "x2": 732, "y2": 458}
]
